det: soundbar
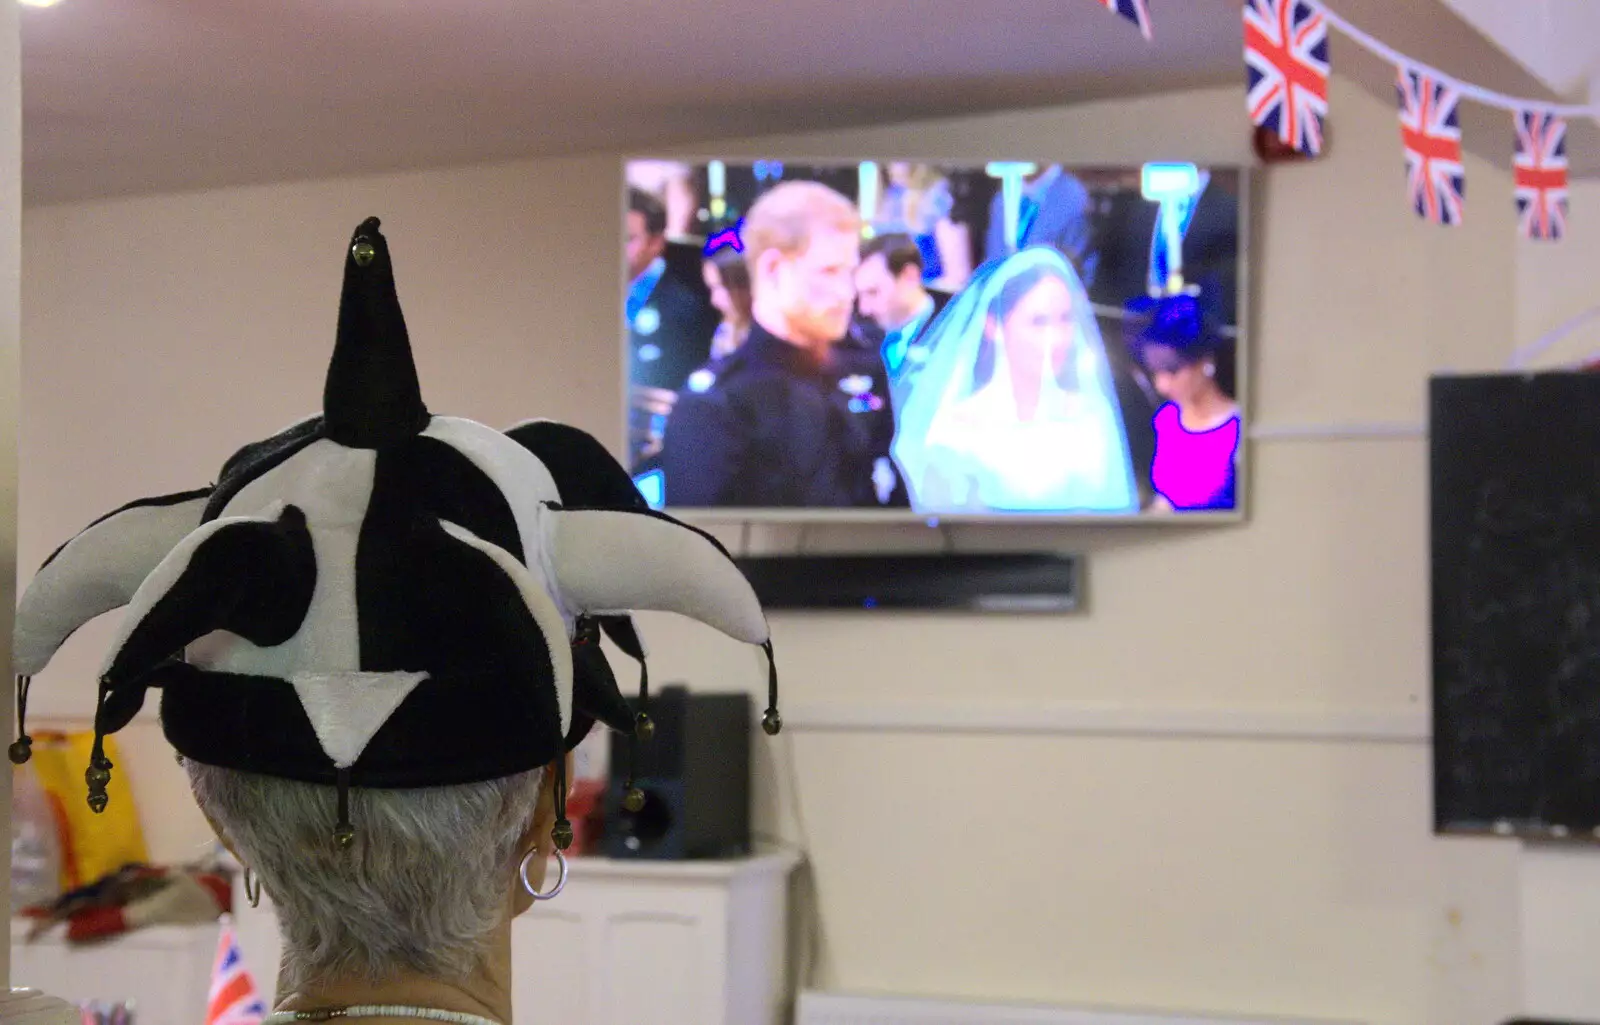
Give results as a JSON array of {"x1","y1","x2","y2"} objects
[{"x1": 731, "y1": 552, "x2": 1080, "y2": 612}]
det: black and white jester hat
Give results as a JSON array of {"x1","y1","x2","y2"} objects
[{"x1": 9, "y1": 217, "x2": 780, "y2": 852}]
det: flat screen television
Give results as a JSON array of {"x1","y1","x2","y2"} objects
[{"x1": 622, "y1": 159, "x2": 1249, "y2": 522}]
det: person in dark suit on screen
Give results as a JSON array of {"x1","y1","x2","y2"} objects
[
  {"x1": 853, "y1": 233, "x2": 953, "y2": 422},
  {"x1": 983, "y1": 165, "x2": 1098, "y2": 286},
  {"x1": 625, "y1": 188, "x2": 718, "y2": 392},
  {"x1": 661, "y1": 181, "x2": 895, "y2": 508}
]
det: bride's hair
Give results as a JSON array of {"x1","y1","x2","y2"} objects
[
  {"x1": 188, "y1": 761, "x2": 543, "y2": 991},
  {"x1": 970, "y1": 258, "x2": 1081, "y2": 394}
]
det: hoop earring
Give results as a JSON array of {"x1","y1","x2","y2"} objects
[
  {"x1": 243, "y1": 868, "x2": 261, "y2": 909},
  {"x1": 520, "y1": 847, "x2": 568, "y2": 902}
]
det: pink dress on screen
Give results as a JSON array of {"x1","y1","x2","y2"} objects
[{"x1": 1148, "y1": 402, "x2": 1239, "y2": 511}]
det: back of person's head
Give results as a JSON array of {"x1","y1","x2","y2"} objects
[
  {"x1": 189, "y1": 762, "x2": 544, "y2": 991},
  {"x1": 628, "y1": 187, "x2": 667, "y2": 238},
  {"x1": 1126, "y1": 293, "x2": 1215, "y2": 363},
  {"x1": 860, "y1": 232, "x2": 925, "y2": 282},
  {"x1": 743, "y1": 181, "x2": 860, "y2": 273}
]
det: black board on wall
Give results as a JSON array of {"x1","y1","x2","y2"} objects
[{"x1": 1431, "y1": 372, "x2": 1600, "y2": 839}]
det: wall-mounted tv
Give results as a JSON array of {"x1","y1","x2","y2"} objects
[{"x1": 623, "y1": 159, "x2": 1249, "y2": 522}]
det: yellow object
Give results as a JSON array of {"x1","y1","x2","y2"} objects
[{"x1": 25, "y1": 730, "x2": 147, "y2": 890}]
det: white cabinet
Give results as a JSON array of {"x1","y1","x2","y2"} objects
[
  {"x1": 231, "y1": 848, "x2": 803, "y2": 1025},
  {"x1": 9, "y1": 919, "x2": 217, "y2": 1023},
  {"x1": 509, "y1": 849, "x2": 802, "y2": 1025}
]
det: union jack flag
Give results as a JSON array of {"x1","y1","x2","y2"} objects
[
  {"x1": 1243, "y1": 0, "x2": 1329, "y2": 156},
  {"x1": 1396, "y1": 67, "x2": 1465, "y2": 226},
  {"x1": 1514, "y1": 108, "x2": 1568, "y2": 241},
  {"x1": 206, "y1": 922, "x2": 267, "y2": 1025},
  {"x1": 1096, "y1": 0, "x2": 1152, "y2": 40}
]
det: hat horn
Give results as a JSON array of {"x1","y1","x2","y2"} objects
[{"x1": 323, "y1": 217, "x2": 430, "y2": 447}]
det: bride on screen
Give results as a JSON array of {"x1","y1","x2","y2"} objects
[{"x1": 891, "y1": 246, "x2": 1139, "y2": 514}]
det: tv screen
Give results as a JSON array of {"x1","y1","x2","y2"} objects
[{"x1": 623, "y1": 159, "x2": 1248, "y2": 521}]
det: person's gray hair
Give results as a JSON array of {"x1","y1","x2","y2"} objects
[{"x1": 186, "y1": 761, "x2": 544, "y2": 991}]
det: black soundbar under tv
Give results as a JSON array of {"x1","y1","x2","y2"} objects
[{"x1": 731, "y1": 552, "x2": 1079, "y2": 612}]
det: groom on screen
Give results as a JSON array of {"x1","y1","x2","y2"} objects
[{"x1": 661, "y1": 180, "x2": 897, "y2": 508}]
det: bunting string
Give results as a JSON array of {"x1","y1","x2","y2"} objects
[
  {"x1": 1096, "y1": 0, "x2": 1600, "y2": 119},
  {"x1": 1091, "y1": 0, "x2": 1592, "y2": 236},
  {"x1": 1316, "y1": 2, "x2": 1600, "y2": 119}
]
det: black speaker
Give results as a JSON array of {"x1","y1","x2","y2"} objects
[
  {"x1": 732, "y1": 552, "x2": 1080, "y2": 612},
  {"x1": 605, "y1": 686, "x2": 751, "y2": 860}
]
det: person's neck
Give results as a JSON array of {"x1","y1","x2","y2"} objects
[
  {"x1": 274, "y1": 923, "x2": 512, "y2": 1025},
  {"x1": 1179, "y1": 388, "x2": 1236, "y2": 431},
  {"x1": 630, "y1": 255, "x2": 664, "y2": 287},
  {"x1": 886, "y1": 290, "x2": 932, "y2": 334},
  {"x1": 752, "y1": 305, "x2": 827, "y2": 357}
]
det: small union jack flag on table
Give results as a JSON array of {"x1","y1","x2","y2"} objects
[
  {"x1": 1514, "y1": 109, "x2": 1568, "y2": 241},
  {"x1": 1396, "y1": 67, "x2": 1465, "y2": 226},
  {"x1": 1243, "y1": 0, "x2": 1329, "y2": 157},
  {"x1": 1096, "y1": 0, "x2": 1151, "y2": 40},
  {"x1": 206, "y1": 921, "x2": 267, "y2": 1025}
]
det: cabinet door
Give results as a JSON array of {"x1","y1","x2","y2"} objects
[
  {"x1": 512, "y1": 878, "x2": 729, "y2": 1025},
  {"x1": 10, "y1": 925, "x2": 214, "y2": 1023},
  {"x1": 510, "y1": 908, "x2": 587, "y2": 1024},
  {"x1": 597, "y1": 911, "x2": 707, "y2": 1025},
  {"x1": 595, "y1": 882, "x2": 728, "y2": 1025}
]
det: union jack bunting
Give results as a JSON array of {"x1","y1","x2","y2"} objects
[
  {"x1": 206, "y1": 923, "x2": 267, "y2": 1025},
  {"x1": 1096, "y1": 0, "x2": 1152, "y2": 40},
  {"x1": 1513, "y1": 108, "x2": 1568, "y2": 241},
  {"x1": 1396, "y1": 67, "x2": 1465, "y2": 226},
  {"x1": 1243, "y1": 0, "x2": 1330, "y2": 156}
]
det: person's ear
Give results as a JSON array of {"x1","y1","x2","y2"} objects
[
  {"x1": 197, "y1": 805, "x2": 242, "y2": 863},
  {"x1": 523, "y1": 751, "x2": 573, "y2": 851},
  {"x1": 756, "y1": 247, "x2": 786, "y2": 285},
  {"x1": 512, "y1": 752, "x2": 575, "y2": 915}
]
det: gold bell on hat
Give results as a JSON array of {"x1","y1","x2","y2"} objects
[{"x1": 85, "y1": 757, "x2": 113, "y2": 813}]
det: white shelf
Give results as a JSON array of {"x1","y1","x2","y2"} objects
[
  {"x1": 10, "y1": 918, "x2": 218, "y2": 1023},
  {"x1": 566, "y1": 847, "x2": 801, "y2": 882}
]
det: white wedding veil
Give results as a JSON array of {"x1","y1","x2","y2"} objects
[{"x1": 890, "y1": 245, "x2": 1138, "y2": 513}]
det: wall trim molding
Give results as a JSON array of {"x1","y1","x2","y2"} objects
[
  {"x1": 784, "y1": 700, "x2": 1430, "y2": 744},
  {"x1": 1249, "y1": 421, "x2": 1426, "y2": 441}
]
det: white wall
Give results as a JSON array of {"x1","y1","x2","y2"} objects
[
  {"x1": 0, "y1": 0, "x2": 18, "y2": 987},
  {"x1": 1515, "y1": 178, "x2": 1600, "y2": 368},
  {"x1": 19, "y1": 78, "x2": 1536, "y2": 1025},
  {"x1": 1510, "y1": 173, "x2": 1600, "y2": 1022},
  {"x1": 1440, "y1": 0, "x2": 1600, "y2": 95}
]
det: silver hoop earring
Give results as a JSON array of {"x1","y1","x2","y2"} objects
[
  {"x1": 520, "y1": 847, "x2": 567, "y2": 902},
  {"x1": 243, "y1": 868, "x2": 261, "y2": 909}
]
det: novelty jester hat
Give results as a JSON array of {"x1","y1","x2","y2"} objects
[{"x1": 9, "y1": 217, "x2": 779, "y2": 851}]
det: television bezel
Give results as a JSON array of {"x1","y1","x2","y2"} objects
[{"x1": 618, "y1": 156, "x2": 1253, "y2": 526}]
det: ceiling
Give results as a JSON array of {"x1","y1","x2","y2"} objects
[
  {"x1": 20, "y1": 0, "x2": 1592, "y2": 206},
  {"x1": 1443, "y1": 0, "x2": 1600, "y2": 97}
]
